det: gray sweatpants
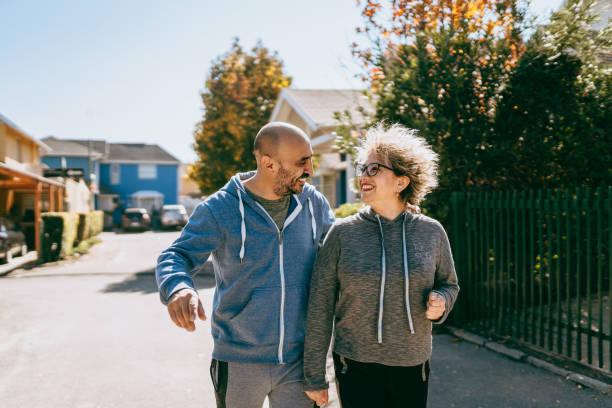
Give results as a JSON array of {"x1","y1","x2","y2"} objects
[{"x1": 210, "y1": 358, "x2": 314, "y2": 408}]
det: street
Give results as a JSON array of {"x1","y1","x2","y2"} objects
[{"x1": 0, "y1": 231, "x2": 609, "y2": 407}]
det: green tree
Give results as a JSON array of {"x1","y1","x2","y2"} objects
[
  {"x1": 493, "y1": 0, "x2": 612, "y2": 189},
  {"x1": 191, "y1": 39, "x2": 291, "y2": 194},
  {"x1": 348, "y1": 0, "x2": 528, "y2": 221}
]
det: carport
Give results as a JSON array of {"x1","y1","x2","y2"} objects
[{"x1": 0, "y1": 162, "x2": 65, "y2": 260}]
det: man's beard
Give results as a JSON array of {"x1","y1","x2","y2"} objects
[{"x1": 274, "y1": 166, "x2": 307, "y2": 196}]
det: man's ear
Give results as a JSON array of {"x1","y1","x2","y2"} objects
[{"x1": 260, "y1": 154, "x2": 277, "y2": 174}]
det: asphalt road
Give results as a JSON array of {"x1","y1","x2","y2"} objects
[{"x1": 0, "y1": 231, "x2": 609, "y2": 407}]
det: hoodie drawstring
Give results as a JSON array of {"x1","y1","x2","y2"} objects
[
  {"x1": 375, "y1": 212, "x2": 415, "y2": 343},
  {"x1": 307, "y1": 198, "x2": 316, "y2": 244},
  {"x1": 375, "y1": 215, "x2": 387, "y2": 344},
  {"x1": 237, "y1": 188, "x2": 246, "y2": 263},
  {"x1": 402, "y1": 214, "x2": 415, "y2": 334}
]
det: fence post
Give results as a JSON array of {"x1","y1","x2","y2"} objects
[{"x1": 450, "y1": 191, "x2": 468, "y2": 323}]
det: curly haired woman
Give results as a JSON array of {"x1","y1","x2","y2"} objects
[{"x1": 303, "y1": 123, "x2": 459, "y2": 408}]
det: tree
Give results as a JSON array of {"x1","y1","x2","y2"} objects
[
  {"x1": 492, "y1": 0, "x2": 612, "y2": 189},
  {"x1": 191, "y1": 39, "x2": 291, "y2": 194},
  {"x1": 347, "y1": 0, "x2": 528, "y2": 220}
]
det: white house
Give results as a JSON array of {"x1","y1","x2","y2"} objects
[{"x1": 270, "y1": 89, "x2": 374, "y2": 207}]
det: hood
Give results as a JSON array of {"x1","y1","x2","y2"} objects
[
  {"x1": 219, "y1": 170, "x2": 318, "y2": 264},
  {"x1": 357, "y1": 205, "x2": 418, "y2": 225}
]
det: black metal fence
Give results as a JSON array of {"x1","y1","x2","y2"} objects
[{"x1": 449, "y1": 187, "x2": 611, "y2": 374}]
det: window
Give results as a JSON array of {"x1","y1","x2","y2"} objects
[
  {"x1": 110, "y1": 163, "x2": 120, "y2": 185},
  {"x1": 138, "y1": 164, "x2": 157, "y2": 179}
]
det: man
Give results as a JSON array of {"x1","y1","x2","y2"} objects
[{"x1": 155, "y1": 122, "x2": 335, "y2": 408}]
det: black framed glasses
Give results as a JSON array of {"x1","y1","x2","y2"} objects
[{"x1": 355, "y1": 162, "x2": 394, "y2": 177}]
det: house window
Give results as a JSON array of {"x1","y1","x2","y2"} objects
[
  {"x1": 110, "y1": 163, "x2": 120, "y2": 185},
  {"x1": 138, "y1": 164, "x2": 157, "y2": 179},
  {"x1": 312, "y1": 174, "x2": 336, "y2": 207}
]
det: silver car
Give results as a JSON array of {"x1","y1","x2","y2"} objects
[{"x1": 160, "y1": 205, "x2": 188, "y2": 229}]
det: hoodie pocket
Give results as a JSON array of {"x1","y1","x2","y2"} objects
[{"x1": 229, "y1": 288, "x2": 280, "y2": 346}]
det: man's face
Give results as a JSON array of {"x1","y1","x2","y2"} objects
[{"x1": 273, "y1": 139, "x2": 314, "y2": 196}]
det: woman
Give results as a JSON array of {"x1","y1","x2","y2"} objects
[{"x1": 303, "y1": 124, "x2": 459, "y2": 408}]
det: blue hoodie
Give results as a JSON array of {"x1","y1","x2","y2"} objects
[{"x1": 156, "y1": 171, "x2": 335, "y2": 364}]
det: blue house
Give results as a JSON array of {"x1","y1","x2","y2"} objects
[{"x1": 41, "y1": 137, "x2": 180, "y2": 218}]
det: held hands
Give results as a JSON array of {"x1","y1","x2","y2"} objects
[
  {"x1": 167, "y1": 288, "x2": 207, "y2": 332},
  {"x1": 305, "y1": 390, "x2": 329, "y2": 407},
  {"x1": 425, "y1": 291, "x2": 446, "y2": 321}
]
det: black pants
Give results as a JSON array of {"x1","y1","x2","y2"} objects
[{"x1": 333, "y1": 353, "x2": 429, "y2": 408}]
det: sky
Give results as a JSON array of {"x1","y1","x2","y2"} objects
[{"x1": 0, "y1": 0, "x2": 565, "y2": 164}]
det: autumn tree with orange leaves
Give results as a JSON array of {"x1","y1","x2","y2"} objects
[
  {"x1": 191, "y1": 39, "x2": 291, "y2": 194},
  {"x1": 348, "y1": 0, "x2": 528, "y2": 219}
]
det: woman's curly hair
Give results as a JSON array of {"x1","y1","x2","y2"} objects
[{"x1": 356, "y1": 123, "x2": 439, "y2": 206}]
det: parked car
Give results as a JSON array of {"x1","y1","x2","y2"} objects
[
  {"x1": 0, "y1": 218, "x2": 27, "y2": 264},
  {"x1": 160, "y1": 204, "x2": 188, "y2": 230},
  {"x1": 121, "y1": 208, "x2": 151, "y2": 231}
]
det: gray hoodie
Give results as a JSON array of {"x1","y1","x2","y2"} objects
[{"x1": 303, "y1": 206, "x2": 459, "y2": 391}]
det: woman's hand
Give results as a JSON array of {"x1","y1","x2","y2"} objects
[
  {"x1": 425, "y1": 291, "x2": 446, "y2": 320},
  {"x1": 305, "y1": 389, "x2": 329, "y2": 407}
]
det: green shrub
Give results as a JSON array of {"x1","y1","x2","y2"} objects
[
  {"x1": 334, "y1": 202, "x2": 364, "y2": 219},
  {"x1": 89, "y1": 210, "x2": 104, "y2": 236},
  {"x1": 76, "y1": 213, "x2": 91, "y2": 244},
  {"x1": 41, "y1": 212, "x2": 79, "y2": 261}
]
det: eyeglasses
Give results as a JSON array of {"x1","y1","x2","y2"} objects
[{"x1": 355, "y1": 162, "x2": 395, "y2": 177}]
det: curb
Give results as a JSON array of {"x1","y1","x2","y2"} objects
[{"x1": 446, "y1": 326, "x2": 611, "y2": 395}]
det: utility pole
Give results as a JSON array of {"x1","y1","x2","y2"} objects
[{"x1": 88, "y1": 140, "x2": 93, "y2": 211}]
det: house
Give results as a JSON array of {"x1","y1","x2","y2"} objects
[
  {"x1": 41, "y1": 137, "x2": 181, "y2": 218},
  {"x1": 270, "y1": 89, "x2": 374, "y2": 207},
  {"x1": 98, "y1": 143, "x2": 180, "y2": 212},
  {"x1": 0, "y1": 114, "x2": 65, "y2": 258}
]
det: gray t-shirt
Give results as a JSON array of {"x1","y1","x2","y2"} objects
[{"x1": 245, "y1": 188, "x2": 290, "y2": 231}]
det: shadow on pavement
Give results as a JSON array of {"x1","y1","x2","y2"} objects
[{"x1": 101, "y1": 266, "x2": 216, "y2": 295}]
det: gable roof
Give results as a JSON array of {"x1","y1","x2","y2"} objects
[
  {"x1": 106, "y1": 143, "x2": 180, "y2": 163},
  {"x1": 41, "y1": 136, "x2": 180, "y2": 163},
  {"x1": 41, "y1": 136, "x2": 105, "y2": 157},
  {"x1": 271, "y1": 89, "x2": 375, "y2": 131}
]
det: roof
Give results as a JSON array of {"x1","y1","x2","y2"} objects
[
  {"x1": 275, "y1": 89, "x2": 375, "y2": 130},
  {"x1": 41, "y1": 136, "x2": 105, "y2": 157},
  {"x1": 0, "y1": 161, "x2": 64, "y2": 187},
  {"x1": 0, "y1": 113, "x2": 51, "y2": 151},
  {"x1": 68, "y1": 139, "x2": 108, "y2": 155},
  {"x1": 40, "y1": 137, "x2": 179, "y2": 163},
  {"x1": 106, "y1": 143, "x2": 179, "y2": 163}
]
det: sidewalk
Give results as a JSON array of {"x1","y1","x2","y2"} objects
[{"x1": 306, "y1": 333, "x2": 609, "y2": 408}]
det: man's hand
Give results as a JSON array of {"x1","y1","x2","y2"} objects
[
  {"x1": 305, "y1": 390, "x2": 328, "y2": 407},
  {"x1": 167, "y1": 288, "x2": 206, "y2": 332},
  {"x1": 425, "y1": 291, "x2": 445, "y2": 321}
]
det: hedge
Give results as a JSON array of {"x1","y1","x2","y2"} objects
[
  {"x1": 42, "y1": 210, "x2": 104, "y2": 262},
  {"x1": 76, "y1": 210, "x2": 104, "y2": 244},
  {"x1": 41, "y1": 212, "x2": 79, "y2": 261},
  {"x1": 334, "y1": 202, "x2": 364, "y2": 219}
]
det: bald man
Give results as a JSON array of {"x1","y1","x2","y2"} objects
[{"x1": 156, "y1": 122, "x2": 335, "y2": 408}]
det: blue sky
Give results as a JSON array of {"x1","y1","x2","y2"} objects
[{"x1": 0, "y1": 0, "x2": 564, "y2": 163}]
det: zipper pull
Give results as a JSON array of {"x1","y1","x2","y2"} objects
[{"x1": 279, "y1": 231, "x2": 283, "y2": 245}]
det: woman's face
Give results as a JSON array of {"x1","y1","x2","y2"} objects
[{"x1": 358, "y1": 151, "x2": 405, "y2": 208}]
